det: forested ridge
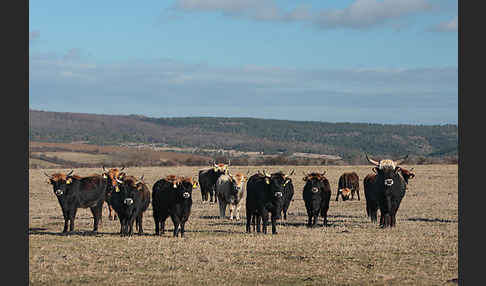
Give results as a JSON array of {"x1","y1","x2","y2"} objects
[{"x1": 30, "y1": 109, "x2": 457, "y2": 163}]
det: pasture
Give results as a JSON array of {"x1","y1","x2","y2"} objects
[{"x1": 29, "y1": 165, "x2": 458, "y2": 285}]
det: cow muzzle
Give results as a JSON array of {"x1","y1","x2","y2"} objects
[
  {"x1": 384, "y1": 179, "x2": 394, "y2": 187},
  {"x1": 124, "y1": 198, "x2": 134, "y2": 206},
  {"x1": 55, "y1": 189, "x2": 63, "y2": 196},
  {"x1": 312, "y1": 187, "x2": 319, "y2": 193},
  {"x1": 182, "y1": 192, "x2": 191, "y2": 199},
  {"x1": 274, "y1": 192, "x2": 283, "y2": 198}
]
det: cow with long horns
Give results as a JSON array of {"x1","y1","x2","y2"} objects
[
  {"x1": 365, "y1": 154, "x2": 408, "y2": 227},
  {"x1": 45, "y1": 170, "x2": 110, "y2": 233}
]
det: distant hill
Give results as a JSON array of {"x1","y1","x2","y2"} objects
[{"x1": 29, "y1": 109, "x2": 457, "y2": 164}]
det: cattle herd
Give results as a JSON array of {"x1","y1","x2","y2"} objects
[{"x1": 43, "y1": 155, "x2": 415, "y2": 237}]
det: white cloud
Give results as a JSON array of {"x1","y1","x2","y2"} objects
[
  {"x1": 430, "y1": 16, "x2": 458, "y2": 32},
  {"x1": 173, "y1": 0, "x2": 434, "y2": 29}
]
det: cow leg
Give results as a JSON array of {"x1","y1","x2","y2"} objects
[
  {"x1": 335, "y1": 191, "x2": 340, "y2": 201},
  {"x1": 171, "y1": 215, "x2": 181, "y2": 237},
  {"x1": 180, "y1": 222, "x2": 186, "y2": 237},
  {"x1": 271, "y1": 216, "x2": 278, "y2": 234},
  {"x1": 357, "y1": 190, "x2": 360, "y2": 201},
  {"x1": 90, "y1": 204, "x2": 103, "y2": 233},
  {"x1": 229, "y1": 204, "x2": 235, "y2": 220},
  {"x1": 261, "y1": 212, "x2": 269, "y2": 234},
  {"x1": 256, "y1": 215, "x2": 262, "y2": 233},
  {"x1": 246, "y1": 209, "x2": 252, "y2": 233},
  {"x1": 68, "y1": 208, "x2": 78, "y2": 232},
  {"x1": 218, "y1": 201, "x2": 226, "y2": 219},
  {"x1": 153, "y1": 210, "x2": 160, "y2": 235},
  {"x1": 137, "y1": 214, "x2": 144, "y2": 234},
  {"x1": 236, "y1": 204, "x2": 241, "y2": 220}
]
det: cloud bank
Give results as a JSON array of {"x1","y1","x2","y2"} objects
[
  {"x1": 29, "y1": 49, "x2": 457, "y2": 124},
  {"x1": 172, "y1": 0, "x2": 434, "y2": 30}
]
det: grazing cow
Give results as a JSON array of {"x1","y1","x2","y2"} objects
[
  {"x1": 101, "y1": 166, "x2": 126, "y2": 220},
  {"x1": 336, "y1": 172, "x2": 360, "y2": 201},
  {"x1": 109, "y1": 175, "x2": 151, "y2": 236},
  {"x1": 365, "y1": 154, "x2": 408, "y2": 228},
  {"x1": 152, "y1": 175, "x2": 196, "y2": 237},
  {"x1": 279, "y1": 169, "x2": 295, "y2": 220},
  {"x1": 245, "y1": 170, "x2": 293, "y2": 234},
  {"x1": 198, "y1": 162, "x2": 229, "y2": 203},
  {"x1": 364, "y1": 166, "x2": 416, "y2": 223},
  {"x1": 302, "y1": 172, "x2": 332, "y2": 227},
  {"x1": 45, "y1": 170, "x2": 109, "y2": 233},
  {"x1": 215, "y1": 172, "x2": 247, "y2": 220}
]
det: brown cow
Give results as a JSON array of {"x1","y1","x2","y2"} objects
[{"x1": 336, "y1": 172, "x2": 360, "y2": 201}]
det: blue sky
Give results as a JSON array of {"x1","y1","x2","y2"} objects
[{"x1": 29, "y1": 0, "x2": 458, "y2": 125}]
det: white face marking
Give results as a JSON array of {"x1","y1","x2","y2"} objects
[
  {"x1": 55, "y1": 189, "x2": 63, "y2": 196},
  {"x1": 379, "y1": 160, "x2": 396, "y2": 170},
  {"x1": 183, "y1": 192, "x2": 190, "y2": 199}
]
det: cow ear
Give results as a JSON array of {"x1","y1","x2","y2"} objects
[
  {"x1": 102, "y1": 173, "x2": 108, "y2": 179},
  {"x1": 372, "y1": 167, "x2": 378, "y2": 174},
  {"x1": 66, "y1": 178, "x2": 72, "y2": 184},
  {"x1": 302, "y1": 176, "x2": 307, "y2": 181},
  {"x1": 394, "y1": 167, "x2": 401, "y2": 174},
  {"x1": 265, "y1": 178, "x2": 271, "y2": 184},
  {"x1": 46, "y1": 179, "x2": 52, "y2": 185}
]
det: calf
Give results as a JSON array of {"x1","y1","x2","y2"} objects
[
  {"x1": 45, "y1": 171, "x2": 109, "y2": 233},
  {"x1": 336, "y1": 172, "x2": 360, "y2": 201},
  {"x1": 302, "y1": 172, "x2": 332, "y2": 227},
  {"x1": 215, "y1": 172, "x2": 247, "y2": 220},
  {"x1": 245, "y1": 170, "x2": 292, "y2": 234},
  {"x1": 109, "y1": 175, "x2": 150, "y2": 236},
  {"x1": 152, "y1": 175, "x2": 196, "y2": 237}
]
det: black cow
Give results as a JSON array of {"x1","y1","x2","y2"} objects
[
  {"x1": 245, "y1": 170, "x2": 293, "y2": 235},
  {"x1": 109, "y1": 175, "x2": 151, "y2": 236},
  {"x1": 281, "y1": 170, "x2": 295, "y2": 220},
  {"x1": 45, "y1": 171, "x2": 109, "y2": 233},
  {"x1": 302, "y1": 172, "x2": 332, "y2": 227},
  {"x1": 152, "y1": 175, "x2": 196, "y2": 237},
  {"x1": 363, "y1": 172, "x2": 379, "y2": 222},
  {"x1": 364, "y1": 166, "x2": 415, "y2": 223},
  {"x1": 198, "y1": 162, "x2": 228, "y2": 203},
  {"x1": 365, "y1": 154, "x2": 408, "y2": 228},
  {"x1": 336, "y1": 172, "x2": 360, "y2": 201}
]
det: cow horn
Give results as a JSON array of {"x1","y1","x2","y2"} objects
[
  {"x1": 66, "y1": 170, "x2": 74, "y2": 176},
  {"x1": 394, "y1": 155, "x2": 409, "y2": 166},
  {"x1": 321, "y1": 171, "x2": 326, "y2": 176},
  {"x1": 227, "y1": 160, "x2": 230, "y2": 166},
  {"x1": 140, "y1": 174, "x2": 145, "y2": 182},
  {"x1": 365, "y1": 154, "x2": 380, "y2": 166},
  {"x1": 120, "y1": 166, "x2": 126, "y2": 171},
  {"x1": 102, "y1": 165, "x2": 107, "y2": 172},
  {"x1": 302, "y1": 171, "x2": 308, "y2": 177},
  {"x1": 263, "y1": 169, "x2": 270, "y2": 177},
  {"x1": 44, "y1": 172, "x2": 51, "y2": 178},
  {"x1": 288, "y1": 169, "x2": 295, "y2": 176}
]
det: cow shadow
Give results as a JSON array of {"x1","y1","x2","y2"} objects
[
  {"x1": 28, "y1": 227, "x2": 114, "y2": 236},
  {"x1": 406, "y1": 217, "x2": 457, "y2": 223},
  {"x1": 199, "y1": 215, "x2": 220, "y2": 219}
]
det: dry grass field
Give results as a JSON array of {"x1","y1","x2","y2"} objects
[{"x1": 29, "y1": 165, "x2": 458, "y2": 285}]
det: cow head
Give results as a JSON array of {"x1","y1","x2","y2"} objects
[
  {"x1": 102, "y1": 166, "x2": 126, "y2": 193},
  {"x1": 227, "y1": 173, "x2": 247, "y2": 200},
  {"x1": 400, "y1": 168, "x2": 416, "y2": 184},
  {"x1": 338, "y1": 188, "x2": 352, "y2": 201},
  {"x1": 366, "y1": 154, "x2": 408, "y2": 188},
  {"x1": 177, "y1": 177, "x2": 195, "y2": 200},
  {"x1": 45, "y1": 170, "x2": 75, "y2": 197},
  {"x1": 262, "y1": 170, "x2": 294, "y2": 219},
  {"x1": 303, "y1": 171, "x2": 328, "y2": 194},
  {"x1": 212, "y1": 162, "x2": 229, "y2": 175}
]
